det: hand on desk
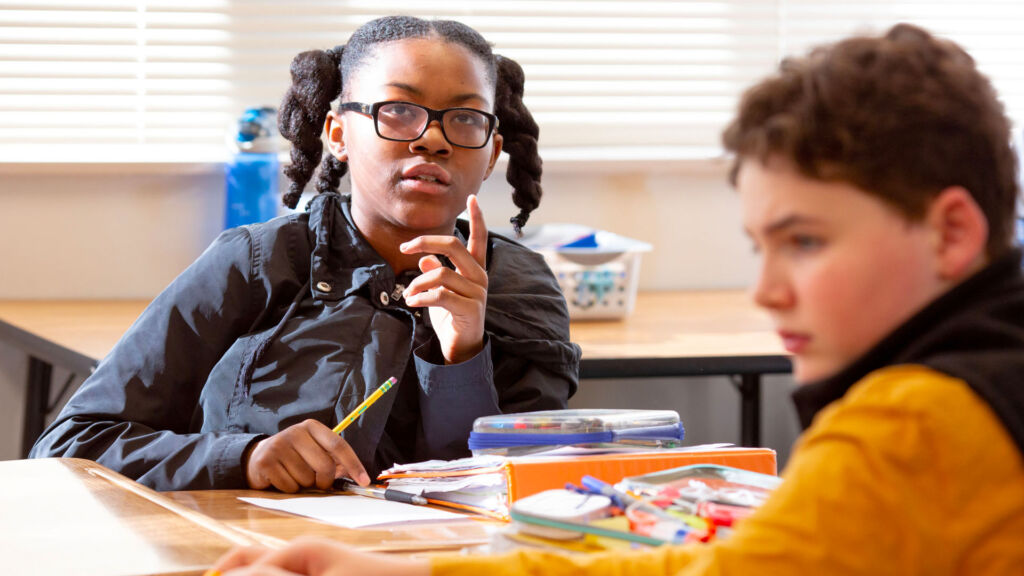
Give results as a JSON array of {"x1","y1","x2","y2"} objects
[
  {"x1": 209, "y1": 537, "x2": 429, "y2": 576},
  {"x1": 245, "y1": 420, "x2": 369, "y2": 493}
]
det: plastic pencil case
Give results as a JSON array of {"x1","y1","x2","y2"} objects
[
  {"x1": 619, "y1": 464, "x2": 783, "y2": 508},
  {"x1": 468, "y1": 409, "x2": 685, "y2": 456}
]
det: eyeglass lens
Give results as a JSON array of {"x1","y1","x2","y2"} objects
[{"x1": 376, "y1": 102, "x2": 491, "y2": 147}]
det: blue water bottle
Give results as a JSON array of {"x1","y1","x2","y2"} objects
[{"x1": 225, "y1": 107, "x2": 280, "y2": 229}]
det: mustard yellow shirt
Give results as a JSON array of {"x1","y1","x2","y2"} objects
[{"x1": 433, "y1": 366, "x2": 1024, "y2": 575}]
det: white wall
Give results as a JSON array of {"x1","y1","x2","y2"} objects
[
  {"x1": 0, "y1": 161, "x2": 799, "y2": 467},
  {"x1": 0, "y1": 160, "x2": 755, "y2": 299}
]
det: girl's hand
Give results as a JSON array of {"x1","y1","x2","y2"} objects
[
  {"x1": 244, "y1": 420, "x2": 369, "y2": 493},
  {"x1": 399, "y1": 195, "x2": 489, "y2": 364},
  {"x1": 210, "y1": 537, "x2": 430, "y2": 576}
]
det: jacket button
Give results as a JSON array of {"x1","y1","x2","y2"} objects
[
  {"x1": 317, "y1": 281, "x2": 332, "y2": 293},
  {"x1": 379, "y1": 291, "x2": 390, "y2": 305}
]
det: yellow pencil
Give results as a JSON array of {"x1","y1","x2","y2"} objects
[{"x1": 332, "y1": 376, "x2": 398, "y2": 434}]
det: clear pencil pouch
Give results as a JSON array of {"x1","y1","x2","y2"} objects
[{"x1": 468, "y1": 409, "x2": 685, "y2": 456}]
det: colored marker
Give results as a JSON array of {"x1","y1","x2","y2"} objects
[
  {"x1": 696, "y1": 500, "x2": 755, "y2": 527},
  {"x1": 332, "y1": 376, "x2": 397, "y2": 434},
  {"x1": 580, "y1": 475, "x2": 677, "y2": 522}
]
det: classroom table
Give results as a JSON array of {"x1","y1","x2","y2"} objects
[
  {"x1": 0, "y1": 458, "x2": 496, "y2": 576},
  {"x1": 0, "y1": 291, "x2": 789, "y2": 458}
]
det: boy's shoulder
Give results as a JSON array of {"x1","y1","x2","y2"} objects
[
  {"x1": 823, "y1": 365, "x2": 1015, "y2": 464},
  {"x1": 792, "y1": 364, "x2": 1024, "y2": 573},
  {"x1": 845, "y1": 364, "x2": 978, "y2": 415}
]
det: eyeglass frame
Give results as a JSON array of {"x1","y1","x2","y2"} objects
[{"x1": 338, "y1": 101, "x2": 500, "y2": 149}]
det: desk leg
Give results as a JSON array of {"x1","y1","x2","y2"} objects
[
  {"x1": 21, "y1": 356, "x2": 52, "y2": 458},
  {"x1": 738, "y1": 374, "x2": 761, "y2": 447}
]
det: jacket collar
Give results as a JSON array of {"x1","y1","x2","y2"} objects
[
  {"x1": 791, "y1": 248, "x2": 1024, "y2": 432},
  {"x1": 306, "y1": 192, "x2": 466, "y2": 302}
]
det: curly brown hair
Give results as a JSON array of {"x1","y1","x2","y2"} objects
[
  {"x1": 278, "y1": 16, "x2": 542, "y2": 234},
  {"x1": 723, "y1": 23, "x2": 1019, "y2": 257}
]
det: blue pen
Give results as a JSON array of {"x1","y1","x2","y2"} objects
[
  {"x1": 580, "y1": 475, "x2": 627, "y2": 508},
  {"x1": 580, "y1": 475, "x2": 677, "y2": 521},
  {"x1": 564, "y1": 481, "x2": 588, "y2": 495}
]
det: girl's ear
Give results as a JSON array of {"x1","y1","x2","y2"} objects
[
  {"x1": 324, "y1": 111, "x2": 348, "y2": 162},
  {"x1": 482, "y1": 133, "x2": 503, "y2": 180},
  {"x1": 926, "y1": 185, "x2": 989, "y2": 280}
]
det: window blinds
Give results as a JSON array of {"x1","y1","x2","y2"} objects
[
  {"x1": 0, "y1": 1, "x2": 1020, "y2": 163},
  {"x1": 778, "y1": 0, "x2": 1024, "y2": 122}
]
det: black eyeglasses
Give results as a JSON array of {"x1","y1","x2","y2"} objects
[{"x1": 339, "y1": 101, "x2": 499, "y2": 149}]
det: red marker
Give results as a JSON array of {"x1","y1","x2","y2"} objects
[{"x1": 697, "y1": 501, "x2": 755, "y2": 527}]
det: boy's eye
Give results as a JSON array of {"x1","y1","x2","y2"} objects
[{"x1": 789, "y1": 234, "x2": 823, "y2": 251}]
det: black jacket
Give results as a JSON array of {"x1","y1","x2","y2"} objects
[{"x1": 31, "y1": 192, "x2": 580, "y2": 490}]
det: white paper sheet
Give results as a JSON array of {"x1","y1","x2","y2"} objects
[
  {"x1": 238, "y1": 494, "x2": 467, "y2": 528},
  {"x1": 383, "y1": 455, "x2": 507, "y2": 474}
]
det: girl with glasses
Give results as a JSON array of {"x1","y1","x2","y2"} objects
[{"x1": 31, "y1": 16, "x2": 580, "y2": 493}]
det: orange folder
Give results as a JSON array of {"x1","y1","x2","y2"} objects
[{"x1": 504, "y1": 448, "x2": 776, "y2": 502}]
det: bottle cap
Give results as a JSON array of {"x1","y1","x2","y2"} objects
[{"x1": 234, "y1": 106, "x2": 278, "y2": 153}]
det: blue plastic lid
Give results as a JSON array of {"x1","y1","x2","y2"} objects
[{"x1": 235, "y1": 106, "x2": 278, "y2": 152}]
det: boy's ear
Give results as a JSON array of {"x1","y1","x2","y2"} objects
[
  {"x1": 926, "y1": 186, "x2": 989, "y2": 281},
  {"x1": 324, "y1": 111, "x2": 348, "y2": 162}
]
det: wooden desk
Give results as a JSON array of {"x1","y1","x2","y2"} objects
[
  {"x1": 0, "y1": 291, "x2": 788, "y2": 457},
  {"x1": 165, "y1": 491, "x2": 496, "y2": 554},
  {"x1": 1, "y1": 458, "x2": 246, "y2": 576},
  {"x1": 0, "y1": 458, "x2": 495, "y2": 576}
]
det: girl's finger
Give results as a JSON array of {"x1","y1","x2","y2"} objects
[
  {"x1": 403, "y1": 286, "x2": 479, "y2": 314},
  {"x1": 466, "y1": 195, "x2": 488, "y2": 268},
  {"x1": 403, "y1": 267, "x2": 485, "y2": 303},
  {"x1": 417, "y1": 255, "x2": 443, "y2": 274},
  {"x1": 399, "y1": 236, "x2": 487, "y2": 286}
]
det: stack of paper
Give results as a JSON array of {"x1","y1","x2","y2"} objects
[{"x1": 382, "y1": 455, "x2": 509, "y2": 516}]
